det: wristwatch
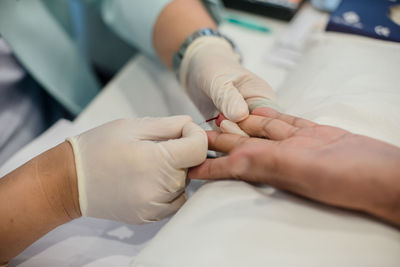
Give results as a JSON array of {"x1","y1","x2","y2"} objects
[{"x1": 173, "y1": 28, "x2": 240, "y2": 79}]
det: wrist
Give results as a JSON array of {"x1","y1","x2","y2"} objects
[
  {"x1": 363, "y1": 169, "x2": 400, "y2": 226},
  {"x1": 0, "y1": 142, "x2": 80, "y2": 262},
  {"x1": 38, "y1": 142, "x2": 81, "y2": 222}
]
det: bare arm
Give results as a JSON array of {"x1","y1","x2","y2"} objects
[
  {"x1": 0, "y1": 142, "x2": 80, "y2": 264},
  {"x1": 153, "y1": 0, "x2": 216, "y2": 68}
]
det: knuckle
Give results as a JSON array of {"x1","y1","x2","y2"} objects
[
  {"x1": 170, "y1": 176, "x2": 187, "y2": 193},
  {"x1": 260, "y1": 118, "x2": 274, "y2": 137},
  {"x1": 229, "y1": 153, "x2": 250, "y2": 179},
  {"x1": 292, "y1": 116, "x2": 300, "y2": 125},
  {"x1": 287, "y1": 126, "x2": 300, "y2": 138},
  {"x1": 236, "y1": 135, "x2": 250, "y2": 146}
]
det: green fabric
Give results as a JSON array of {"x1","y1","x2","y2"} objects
[
  {"x1": 43, "y1": 0, "x2": 137, "y2": 74},
  {"x1": 100, "y1": 0, "x2": 172, "y2": 57},
  {"x1": 83, "y1": 1, "x2": 137, "y2": 74},
  {"x1": 0, "y1": 0, "x2": 100, "y2": 115},
  {"x1": 0, "y1": 0, "x2": 224, "y2": 115},
  {"x1": 41, "y1": 0, "x2": 74, "y2": 37}
]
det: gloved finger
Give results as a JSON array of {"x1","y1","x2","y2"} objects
[
  {"x1": 131, "y1": 115, "x2": 192, "y2": 141},
  {"x1": 252, "y1": 107, "x2": 317, "y2": 128},
  {"x1": 150, "y1": 193, "x2": 187, "y2": 221},
  {"x1": 220, "y1": 120, "x2": 249, "y2": 137},
  {"x1": 159, "y1": 122, "x2": 207, "y2": 169},
  {"x1": 234, "y1": 73, "x2": 278, "y2": 111},
  {"x1": 238, "y1": 115, "x2": 299, "y2": 140},
  {"x1": 211, "y1": 80, "x2": 249, "y2": 122},
  {"x1": 160, "y1": 168, "x2": 187, "y2": 195}
]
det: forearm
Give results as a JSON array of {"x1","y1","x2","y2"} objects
[
  {"x1": 0, "y1": 142, "x2": 80, "y2": 264},
  {"x1": 153, "y1": 0, "x2": 216, "y2": 68}
]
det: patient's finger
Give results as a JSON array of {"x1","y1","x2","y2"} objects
[
  {"x1": 238, "y1": 115, "x2": 299, "y2": 140},
  {"x1": 215, "y1": 113, "x2": 227, "y2": 127},
  {"x1": 188, "y1": 155, "x2": 252, "y2": 180},
  {"x1": 190, "y1": 141, "x2": 282, "y2": 182},
  {"x1": 252, "y1": 107, "x2": 316, "y2": 128},
  {"x1": 220, "y1": 120, "x2": 249, "y2": 137},
  {"x1": 207, "y1": 131, "x2": 251, "y2": 153},
  {"x1": 188, "y1": 157, "x2": 231, "y2": 180},
  {"x1": 190, "y1": 140, "x2": 278, "y2": 181}
]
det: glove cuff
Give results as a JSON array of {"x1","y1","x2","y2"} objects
[
  {"x1": 66, "y1": 136, "x2": 88, "y2": 216},
  {"x1": 247, "y1": 97, "x2": 282, "y2": 113}
]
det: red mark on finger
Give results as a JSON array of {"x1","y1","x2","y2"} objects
[
  {"x1": 205, "y1": 115, "x2": 219, "y2": 123},
  {"x1": 216, "y1": 113, "x2": 227, "y2": 127}
]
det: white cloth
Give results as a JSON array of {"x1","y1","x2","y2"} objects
[
  {"x1": 131, "y1": 33, "x2": 400, "y2": 267},
  {"x1": 278, "y1": 33, "x2": 400, "y2": 147}
]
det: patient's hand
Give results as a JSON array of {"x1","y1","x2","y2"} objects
[{"x1": 189, "y1": 107, "x2": 400, "y2": 226}]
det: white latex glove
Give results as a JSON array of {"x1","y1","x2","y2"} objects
[
  {"x1": 179, "y1": 36, "x2": 279, "y2": 123},
  {"x1": 67, "y1": 116, "x2": 207, "y2": 224}
]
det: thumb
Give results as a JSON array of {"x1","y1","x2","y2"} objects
[
  {"x1": 159, "y1": 122, "x2": 208, "y2": 169},
  {"x1": 234, "y1": 72, "x2": 280, "y2": 112}
]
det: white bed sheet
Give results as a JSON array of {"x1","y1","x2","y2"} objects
[{"x1": 132, "y1": 33, "x2": 400, "y2": 267}]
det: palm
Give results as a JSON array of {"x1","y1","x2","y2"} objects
[
  {"x1": 277, "y1": 124, "x2": 349, "y2": 149},
  {"x1": 189, "y1": 108, "x2": 400, "y2": 226}
]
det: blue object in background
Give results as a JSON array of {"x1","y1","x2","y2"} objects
[
  {"x1": 311, "y1": 0, "x2": 342, "y2": 12},
  {"x1": 326, "y1": 0, "x2": 400, "y2": 43}
]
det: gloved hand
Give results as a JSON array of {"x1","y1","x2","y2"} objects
[
  {"x1": 179, "y1": 36, "x2": 279, "y2": 123},
  {"x1": 67, "y1": 116, "x2": 207, "y2": 224}
]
